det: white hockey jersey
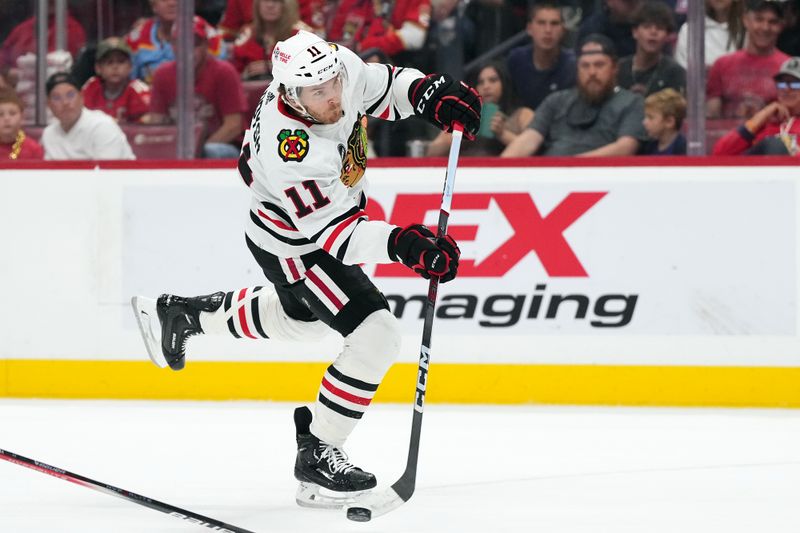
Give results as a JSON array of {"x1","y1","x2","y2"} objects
[{"x1": 238, "y1": 46, "x2": 425, "y2": 266}]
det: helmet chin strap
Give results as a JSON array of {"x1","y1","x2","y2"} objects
[{"x1": 282, "y1": 94, "x2": 322, "y2": 124}]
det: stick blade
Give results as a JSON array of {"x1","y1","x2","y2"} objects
[{"x1": 345, "y1": 487, "x2": 405, "y2": 522}]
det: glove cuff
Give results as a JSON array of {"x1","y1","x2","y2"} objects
[{"x1": 387, "y1": 227, "x2": 402, "y2": 262}]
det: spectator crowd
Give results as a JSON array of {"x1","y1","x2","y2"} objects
[{"x1": 0, "y1": 0, "x2": 799, "y2": 160}]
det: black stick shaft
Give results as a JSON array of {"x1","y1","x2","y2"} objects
[
  {"x1": 392, "y1": 127, "x2": 463, "y2": 502},
  {"x1": 0, "y1": 448, "x2": 257, "y2": 533}
]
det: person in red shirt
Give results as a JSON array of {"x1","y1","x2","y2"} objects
[
  {"x1": 232, "y1": 0, "x2": 310, "y2": 80},
  {"x1": 0, "y1": 89, "x2": 44, "y2": 160},
  {"x1": 713, "y1": 56, "x2": 800, "y2": 156},
  {"x1": 149, "y1": 16, "x2": 248, "y2": 158},
  {"x1": 0, "y1": 4, "x2": 86, "y2": 68},
  {"x1": 706, "y1": 0, "x2": 788, "y2": 119},
  {"x1": 325, "y1": 0, "x2": 431, "y2": 60},
  {"x1": 81, "y1": 37, "x2": 151, "y2": 123}
]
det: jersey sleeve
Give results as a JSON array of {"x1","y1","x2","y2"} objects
[
  {"x1": 340, "y1": 46, "x2": 424, "y2": 121},
  {"x1": 711, "y1": 124, "x2": 754, "y2": 155}
]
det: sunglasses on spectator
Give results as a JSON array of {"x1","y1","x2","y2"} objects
[{"x1": 776, "y1": 81, "x2": 800, "y2": 90}]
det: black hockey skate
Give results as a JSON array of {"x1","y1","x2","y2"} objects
[
  {"x1": 131, "y1": 292, "x2": 223, "y2": 371},
  {"x1": 293, "y1": 406, "x2": 376, "y2": 510}
]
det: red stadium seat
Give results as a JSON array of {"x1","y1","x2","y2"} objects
[{"x1": 123, "y1": 124, "x2": 204, "y2": 159}]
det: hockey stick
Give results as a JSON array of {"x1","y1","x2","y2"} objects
[
  {"x1": 346, "y1": 125, "x2": 464, "y2": 522},
  {"x1": 0, "y1": 448, "x2": 256, "y2": 533}
]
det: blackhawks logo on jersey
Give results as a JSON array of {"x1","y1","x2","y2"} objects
[
  {"x1": 339, "y1": 115, "x2": 368, "y2": 187},
  {"x1": 277, "y1": 129, "x2": 309, "y2": 162}
]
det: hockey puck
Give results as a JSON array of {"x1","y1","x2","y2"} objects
[{"x1": 346, "y1": 507, "x2": 372, "y2": 522}]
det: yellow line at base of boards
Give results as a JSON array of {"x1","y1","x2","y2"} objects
[{"x1": 1, "y1": 360, "x2": 799, "y2": 407}]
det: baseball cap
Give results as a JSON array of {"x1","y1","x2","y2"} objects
[
  {"x1": 171, "y1": 15, "x2": 216, "y2": 41},
  {"x1": 745, "y1": 0, "x2": 785, "y2": 17},
  {"x1": 577, "y1": 33, "x2": 618, "y2": 61},
  {"x1": 95, "y1": 37, "x2": 132, "y2": 62},
  {"x1": 774, "y1": 57, "x2": 800, "y2": 81},
  {"x1": 45, "y1": 71, "x2": 79, "y2": 96}
]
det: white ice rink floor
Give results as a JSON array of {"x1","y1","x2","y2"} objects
[{"x1": 1, "y1": 399, "x2": 799, "y2": 533}]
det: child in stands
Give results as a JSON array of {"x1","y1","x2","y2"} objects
[
  {"x1": 641, "y1": 88, "x2": 688, "y2": 155},
  {"x1": 82, "y1": 37, "x2": 150, "y2": 123},
  {"x1": 0, "y1": 88, "x2": 43, "y2": 160}
]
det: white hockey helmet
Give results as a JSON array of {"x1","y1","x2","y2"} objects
[{"x1": 271, "y1": 31, "x2": 342, "y2": 92}]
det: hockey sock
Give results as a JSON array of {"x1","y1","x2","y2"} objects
[
  {"x1": 198, "y1": 287, "x2": 329, "y2": 341},
  {"x1": 310, "y1": 310, "x2": 400, "y2": 446}
]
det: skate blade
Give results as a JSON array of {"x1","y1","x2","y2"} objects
[
  {"x1": 295, "y1": 482, "x2": 370, "y2": 510},
  {"x1": 131, "y1": 296, "x2": 168, "y2": 369}
]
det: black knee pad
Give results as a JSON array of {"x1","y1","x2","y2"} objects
[{"x1": 329, "y1": 287, "x2": 391, "y2": 337}]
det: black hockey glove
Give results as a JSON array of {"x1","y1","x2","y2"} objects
[
  {"x1": 409, "y1": 73, "x2": 482, "y2": 140},
  {"x1": 388, "y1": 224, "x2": 460, "y2": 283}
]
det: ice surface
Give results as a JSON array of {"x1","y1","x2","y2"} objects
[{"x1": 1, "y1": 400, "x2": 799, "y2": 533}]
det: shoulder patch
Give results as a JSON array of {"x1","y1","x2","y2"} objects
[{"x1": 277, "y1": 129, "x2": 310, "y2": 162}]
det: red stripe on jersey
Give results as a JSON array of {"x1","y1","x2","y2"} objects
[
  {"x1": 257, "y1": 209, "x2": 297, "y2": 231},
  {"x1": 286, "y1": 257, "x2": 301, "y2": 281},
  {"x1": 379, "y1": 104, "x2": 391, "y2": 120},
  {"x1": 306, "y1": 269, "x2": 344, "y2": 310},
  {"x1": 323, "y1": 211, "x2": 365, "y2": 253},
  {"x1": 321, "y1": 377, "x2": 371, "y2": 406},
  {"x1": 237, "y1": 288, "x2": 257, "y2": 339}
]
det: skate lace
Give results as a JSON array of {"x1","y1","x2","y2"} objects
[{"x1": 318, "y1": 444, "x2": 355, "y2": 475}]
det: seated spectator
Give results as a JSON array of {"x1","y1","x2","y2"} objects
[
  {"x1": 232, "y1": 0, "x2": 310, "y2": 80},
  {"x1": 707, "y1": 0, "x2": 788, "y2": 119},
  {"x1": 149, "y1": 17, "x2": 247, "y2": 159},
  {"x1": 0, "y1": 89, "x2": 44, "y2": 160},
  {"x1": 127, "y1": 0, "x2": 226, "y2": 84},
  {"x1": 640, "y1": 88, "x2": 687, "y2": 154},
  {"x1": 219, "y1": 0, "x2": 324, "y2": 40},
  {"x1": 427, "y1": 62, "x2": 534, "y2": 156},
  {"x1": 713, "y1": 56, "x2": 800, "y2": 156},
  {"x1": 326, "y1": 0, "x2": 431, "y2": 62},
  {"x1": 506, "y1": 3, "x2": 576, "y2": 111},
  {"x1": 618, "y1": 1, "x2": 685, "y2": 97},
  {"x1": 576, "y1": 0, "x2": 642, "y2": 58},
  {"x1": 502, "y1": 34, "x2": 646, "y2": 157},
  {"x1": 674, "y1": 0, "x2": 745, "y2": 69},
  {"x1": 82, "y1": 38, "x2": 151, "y2": 123},
  {"x1": 501, "y1": 34, "x2": 645, "y2": 157},
  {"x1": 0, "y1": 2, "x2": 86, "y2": 69},
  {"x1": 41, "y1": 72, "x2": 135, "y2": 160}
]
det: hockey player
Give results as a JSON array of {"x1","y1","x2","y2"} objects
[{"x1": 132, "y1": 30, "x2": 480, "y2": 508}]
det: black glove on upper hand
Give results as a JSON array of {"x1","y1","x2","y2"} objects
[
  {"x1": 388, "y1": 224, "x2": 460, "y2": 283},
  {"x1": 409, "y1": 73, "x2": 482, "y2": 140}
]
